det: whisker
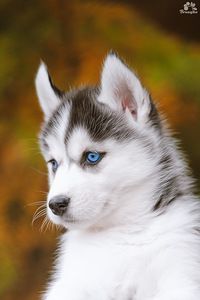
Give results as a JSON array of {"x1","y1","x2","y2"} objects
[
  {"x1": 32, "y1": 204, "x2": 46, "y2": 214},
  {"x1": 48, "y1": 220, "x2": 53, "y2": 232},
  {"x1": 33, "y1": 206, "x2": 46, "y2": 217},
  {"x1": 31, "y1": 201, "x2": 60, "y2": 233},
  {"x1": 32, "y1": 204, "x2": 47, "y2": 225},
  {"x1": 40, "y1": 217, "x2": 50, "y2": 233},
  {"x1": 40, "y1": 217, "x2": 47, "y2": 232},
  {"x1": 27, "y1": 200, "x2": 46, "y2": 207},
  {"x1": 31, "y1": 167, "x2": 48, "y2": 176},
  {"x1": 32, "y1": 211, "x2": 46, "y2": 225},
  {"x1": 33, "y1": 208, "x2": 46, "y2": 219},
  {"x1": 50, "y1": 221, "x2": 55, "y2": 232},
  {"x1": 35, "y1": 191, "x2": 48, "y2": 195}
]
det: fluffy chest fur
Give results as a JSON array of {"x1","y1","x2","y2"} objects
[{"x1": 46, "y1": 200, "x2": 200, "y2": 300}]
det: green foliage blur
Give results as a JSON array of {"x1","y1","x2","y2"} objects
[{"x1": 0, "y1": 1, "x2": 199, "y2": 299}]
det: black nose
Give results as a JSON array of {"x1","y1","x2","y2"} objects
[{"x1": 49, "y1": 196, "x2": 70, "y2": 216}]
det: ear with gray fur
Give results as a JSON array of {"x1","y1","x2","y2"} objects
[
  {"x1": 98, "y1": 53, "x2": 152, "y2": 124},
  {"x1": 35, "y1": 62, "x2": 62, "y2": 120}
]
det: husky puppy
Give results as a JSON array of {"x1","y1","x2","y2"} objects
[{"x1": 35, "y1": 53, "x2": 200, "y2": 300}]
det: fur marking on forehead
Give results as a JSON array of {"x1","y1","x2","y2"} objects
[
  {"x1": 67, "y1": 127, "x2": 93, "y2": 161},
  {"x1": 40, "y1": 101, "x2": 70, "y2": 150},
  {"x1": 65, "y1": 87, "x2": 133, "y2": 143}
]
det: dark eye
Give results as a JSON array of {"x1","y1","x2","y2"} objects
[
  {"x1": 48, "y1": 159, "x2": 58, "y2": 173},
  {"x1": 85, "y1": 151, "x2": 103, "y2": 165}
]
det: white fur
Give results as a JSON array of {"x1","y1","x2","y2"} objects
[
  {"x1": 36, "y1": 55, "x2": 200, "y2": 300},
  {"x1": 35, "y1": 62, "x2": 60, "y2": 120}
]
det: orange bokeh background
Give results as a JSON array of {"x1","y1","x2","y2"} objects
[{"x1": 0, "y1": 1, "x2": 199, "y2": 299}]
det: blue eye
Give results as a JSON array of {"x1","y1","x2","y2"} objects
[
  {"x1": 86, "y1": 151, "x2": 102, "y2": 165},
  {"x1": 48, "y1": 159, "x2": 58, "y2": 173}
]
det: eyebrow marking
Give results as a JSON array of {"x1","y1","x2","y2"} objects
[{"x1": 65, "y1": 87, "x2": 133, "y2": 145}]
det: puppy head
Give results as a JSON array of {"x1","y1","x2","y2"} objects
[{"x1": 35, "y1": 54, "x2": 161, "y2": 229}]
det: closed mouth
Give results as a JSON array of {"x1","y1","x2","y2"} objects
[{"x1": 63, "y1": 215, "x2": 78, "y2": 224}]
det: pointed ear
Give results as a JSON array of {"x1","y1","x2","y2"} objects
[
  {"x1": 98, "y1": 54, "x2": 151, "y2": 124},
  {"x1": 35, "y1": 62, "x2": 62, "y2": 120}
]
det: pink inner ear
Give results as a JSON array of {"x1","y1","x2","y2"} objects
[{"x1": 122, "y1": 97, "x2": 137, "y2": 118}]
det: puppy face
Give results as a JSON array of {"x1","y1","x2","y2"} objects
[{"x1": 36, "y1": 54, "x2": 160, "y2": 229}]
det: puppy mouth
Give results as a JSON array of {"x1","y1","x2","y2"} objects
[
  {"x1": 62, "y1": 213, "x2": 79, "y2": 224},
  {"x1": 65, "y1": 217, "x2": 77, "y2": 224},
  {"x1": 48, "y1": 208, "x2": 78, "y2": 226}
]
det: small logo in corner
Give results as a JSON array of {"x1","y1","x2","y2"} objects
[{"x1": 180, "y1": 2, "x2": 198, "y2": 14}]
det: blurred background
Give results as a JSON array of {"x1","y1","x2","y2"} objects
[{"x1": 0, "y1": 0, "x2": 200, "y2": 299}]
